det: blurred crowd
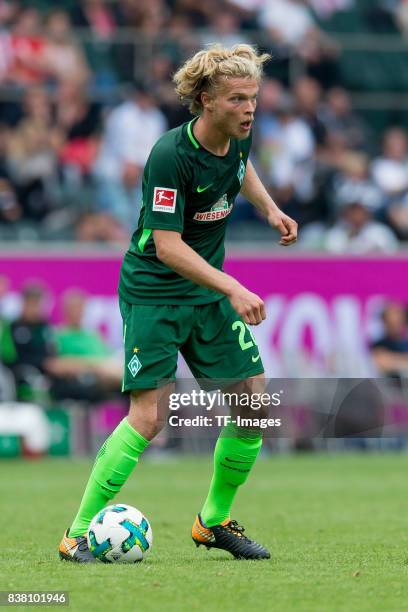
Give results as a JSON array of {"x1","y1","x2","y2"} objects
[
  {"x1": 0, "y1": 0, "x2": 408, "y2": 250},
  {"x1": 0, "y1": 277, "x2": 123, "y2": 406},
  {"x1": 2, "y1": 276, "x2": 408, "y2": 455}
]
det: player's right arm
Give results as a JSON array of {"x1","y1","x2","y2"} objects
[
  {"x1": 142, "y1": 141, "x2": 265, "y2": 325},
  {"x1": 153, "y1": 229, "x2": 265, "y2": 325}
]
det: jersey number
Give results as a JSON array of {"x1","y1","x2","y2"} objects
[{"x1": 232, "y1": 320, "x2": 257, "y2": 351}]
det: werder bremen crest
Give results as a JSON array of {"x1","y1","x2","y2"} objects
[
  {"x1": 128, "y1": 354, "x2": 142, "y2": 377},
  {"x1": 211, "y1": 194, "x2": 229, "y2": 212},
  {"x1": 237, "y1": 160, "x2": 246, "y2": 185},
  {"x1": 193, "y1": 194, "x2": 233, "y2": 222}
]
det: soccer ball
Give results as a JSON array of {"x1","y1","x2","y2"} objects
[{"x1": 87, "y1": 503, "x2": 153, "y2": 563}]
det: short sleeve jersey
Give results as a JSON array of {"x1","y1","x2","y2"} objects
[{"x1": 119, "y1": 117, "x2": 252, "y2": 305}]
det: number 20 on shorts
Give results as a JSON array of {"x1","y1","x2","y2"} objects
[{"x1": 232, "y1": 320, "x2": 257, "y2": 351}]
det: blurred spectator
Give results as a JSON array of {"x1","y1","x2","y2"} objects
[
  {"x1": 317, "y1": 129, "x2": 349, "y2": 172},
  {"x1": 93, "y1": 82, "x2": 167, "y2": 227},
  {"x1": 0, "y1": 282, "x2": 57, "y2": 400},
  {"x1": 258, "y1": 1, "x2": 339, "y2": 88},
  {"x1": 200, "y1": 10, "x2": 251, "y2": 48},
  {"x1": 333, "y1": 152, "x2": 383, "y2": 212},
  {"x1": 0, "y1": 13, "x2": 13, "y2": 85},
  {"x1": 293, "y1": 75, "x2": 327, "y2": 145},
  {"x1": 386, "y1": 190, "x2": 408, "y2": 240},
  {"x1": 5, "y1": 115, "x2": 58, "y2": 221},
  {"x1": 364, "y1": 0, "x2": 400, "y2": 33},
  {"x1": 41, "y1": 9, "x2": 90, "y2": 87},
  {"x1": 0, "y1": 123, "x2": 10, "y2": 178},
  {"x1": 0, "y1": 177, "x2": 21, "y2": 223},
  {"x1": 0, "y1": 85, "x2": 53, "y2": 129},
  {"x1": 147, "y1": 54, "x2": 189, "y2": 128},
  {"x1": 8, "y1": 8, "x2": 47, "y2": 86},
  {"x1": 321, "y1": 86, "x2": 367, "y2": 150},
  {"x1": 370, "y1": 302, "x2": 408, "y2": 379},
  {"x1": 258, "y1": 0, "x2": 316, "y2": 47},
  {"x1": 324, "y1": 192, "x2": 398, "y2": 253},
  {"x1": 75, "y1": 212, "x2": 129, "y2": 245},
  {"x1": 70, "y1": 0, "x2": 124, "y2": 90},
  {"x1": 395, "y1": 0, "x2": 408, "y2": 35},
  {"x1": 53, "y1": 80, "x2": 101, "y2": 182},
  {"x1": 224, "y1": 0, "x2": 262, "y2": 29},
  {"x1": 309, "y1": 0, "x2": 354, "y2": 19},
  {"x1": 371, "y1": 127, "x2": 408, "y2": 197},
  {"x1": 70, "y1": 0, "x2": 119, "y2": 39},
  {"x1": 171, "y1": 0, "x2": 215, "y2": 27},
  {"x1": 22, "y1": 85, "x2": 53, "y2": 126},
  {"x1": 257, "y1": 88, "x2": 315, "y2": 200},
  {"x1": 50, "y1": 289, "x2": 123, "y2": 400}
]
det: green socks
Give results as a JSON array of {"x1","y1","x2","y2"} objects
[
  {"x1": 69, "y1": 418, "x2": 261, "y2": 536},
  {"x1": 200, "y1": 424, "x2": 262, "y2": 527},
  {"x1": 69, "y1": 418, "x2": 149, "y2": 537}
]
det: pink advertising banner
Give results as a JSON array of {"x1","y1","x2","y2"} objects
[{"x1": 1, "y1": 252, "x2": 407, "y2": 375}]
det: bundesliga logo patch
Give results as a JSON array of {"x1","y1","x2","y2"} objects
[{"x1": 152, "y1": 187, "x2": 177, "y2": 213}]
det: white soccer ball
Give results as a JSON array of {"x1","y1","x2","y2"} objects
[{"x1": 87, "y1": 503, "x2": 153, "y2": 563}]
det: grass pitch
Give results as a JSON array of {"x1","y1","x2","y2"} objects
[{"x1": 1, "y1": 452, "x2": 408, "y2": 612}]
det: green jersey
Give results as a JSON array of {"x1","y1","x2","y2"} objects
[{"x1": 119, "y1": 117, "x2": 252, "y2": 305}]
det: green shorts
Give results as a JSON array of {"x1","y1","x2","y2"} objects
[{"x1": 119, "y1": 297, "x2": 264, "y2": 391}]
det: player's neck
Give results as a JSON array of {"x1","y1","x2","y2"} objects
[{"x1": 193, "y1": 116, "x2": 230, "y2": 157}]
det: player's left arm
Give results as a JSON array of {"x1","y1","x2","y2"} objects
[{"x1": 240, "y1": 159, "x2": 298, "y2": 246}]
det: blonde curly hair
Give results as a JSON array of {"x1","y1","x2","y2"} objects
[{"x1": 173, "y1": 44, "x2": 270, "y2": 115}]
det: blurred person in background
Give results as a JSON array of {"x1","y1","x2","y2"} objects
[
  {"x1": 20, "y1": 84, "x2": 52, "y2": 126},
  {"x1": 70, "y1": 0, "x2": 125, "y2": 91},
  {"x1": 75, "y1": 211, "x2": 129, "y2": 246},
  {"x1": 53, "y1": 79, "x2": 101, "y2": 186},
  {"x1": 257, "y1": 90, "x2": 316, "y2": 205},
  {"x1": 370, "y1": 302, "x2": 408, "y2": 380},
  {"x1": 0, "y1": 177, "x2": 21, "y2": 224},
  {"x1": 93, "y1": 81, "x2": 167, "y2": 228},
  {"x1": 41, "y1": 9, "x2": 90, "y2": 87},
  {"x1": 0, "y1": 122, "x2": 22, "y2": 226},
  {"x1": 293, "y1": 75, "x2": 327, "y2": 145},
  {"x1": 257, "y1": 0, "x2": 338, "y2": 87},
  {"x1": 385, "y1": 190, "x2": 408, "y2": 241},
  {"x1": 395, "y1": 0, "x2": 408, "y2": 34},
  {"x1": 370, "y1": 127, "x2": 408, "y2": 198},
  {"x1": 0, "y1": 0, "x2": 15, "y2": 84},
  {"x1": 309, "y1": 0, "x2": 354, "y2": 20},
  {"x1": 5, "y1": 114, "x2": 59, "y2": 224},
  {"x1": 0, "y1": 84, "x2": 53, "y2": 130},
  {"x1": 200, "y1": 10, "x2": 252, "y2": 48},
  {"x1": 170, "y1": 0, "x2": 216, "y2": 27},
  {"x1": 324, "y1": 191, "x2": 398, "y2": 253},
  {"x1": 332, "y1": 151, "x2": 383, "y2": 219},
  {"x1": 258, "y1": 0, "x2": 317, "y2": 48},
  {"x1": 70, "y1": 0, "x2": 120, "y2": 38},
  {"x1": 0, "y1": 282, "x2": 57, "y2": 401},
  {"x1": 147, "y1": 53, "x2": 190, "y2": 128},
  {"x1": 7, "y1": 7, "x2": 47, "y2": 87},
  {"x1": 321, "y1": 86, "x2": 367, "y2": 151},
  {"x1": 50, "y1": 289, "x2": 123, "y2": 401}
]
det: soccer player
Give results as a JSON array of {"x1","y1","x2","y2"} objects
[{"x1": 59, "y1": 44, "x2": 297, "y2": 563}]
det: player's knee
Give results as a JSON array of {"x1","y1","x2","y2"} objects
[
  {"x1": 128, "y1": 391, "x2": 166, "y2": 440},
  {"x1": 127, "y1": 408, "x2": 165, "y2": 440}
]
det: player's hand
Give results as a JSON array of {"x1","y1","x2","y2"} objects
[
  {"x1": 227, "y1": 285, "x2": 266, "y2": 326},
  {"x1": 267, "y1": 209, "x2": 298, "y2": 246}
]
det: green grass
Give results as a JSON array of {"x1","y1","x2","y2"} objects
[{"x1": 1, "y1": 453, "x2": 408, "y2": 611}]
